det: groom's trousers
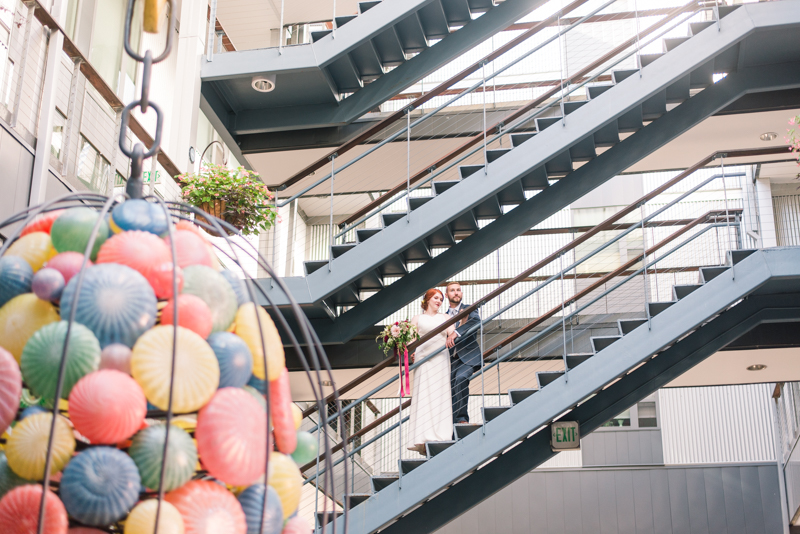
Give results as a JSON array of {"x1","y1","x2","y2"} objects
[{"x1": 451, "y1": 359, "x2": 478, "y2": 422}]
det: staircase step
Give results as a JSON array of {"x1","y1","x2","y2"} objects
[
  {"x1": 409, "y1": 196, "x2": 433, "y2": 211},
  {"x1": 510, "y1": 132, "x2": 536, "y2": 147},
  {"x1": 673, "y1": 284, "x2": 702, "y2": 301},
  {"x1": 467, "y1": 0, "x2": 494, "y2": 14},
  {"x1": 508, "y1": 388, "x2": 537, "y2": 405},
  {"x1": 378, "y1": 255, "x2": 408, "y2": 276},
  {"x1": 403, "y1": 239, "x2": 431, "y2": 261},
  {"x1": 666, "y1": 74, "x2": 691, "y2": 104},
  {"x1": 638, "y1": 53, "x2": 662, "y2": 69},
  {"x1": 426, "y1": 441, "x2": 455, "y2": 458},
  {"x1": 690, "y1": 59, "x2": 716, "y2": 89},
  {"x1": 455, "y1": 423, "x2": 481, "y2": 439},
  {"x1": 395, "y1": 13, "x2": 429, "y2": 54},
  {"x1": 331, "y1": 243, "x2": 356, "y2": 258},
  {"x1": 715, "y1": 5, "x2": 740, "y2": 20},
  {"x1": 618, "y1": 318, "x2": 647, "y2": 335},
  {"x1": 382, "y1": 212, "x2": 407, "y2": 227},
  {"x1": 311, "y1": 30, "x2": 332, "y2": 42},
  {"x1": 418, "y1": 1, "x2": 451, "y2": 39},
  {"x1": 648, "y1": 301, "x2": 675, "y2": 317},
  {"x1": 372, "y1": 27, "x2": 407, "y2": 67},
  {"x1": 400, "y1": 458, "x2": 427, "y2": 474},
  {"x1": 440, "y1": 0, "x2": 471, "y2": 25},
  {"x1": 356, "y1": 228, "x2": 382, "y2": 244},
  {"x1": 497, "y1": 181, "x2": 526, "y2": 205},
  {"x1": 433, "y1": 180, "x2": 460, "y2": 196},
  {"x1": 569, "y1": 135, "x2": 597, "y2": 162},
  {"x1": 563, "y1": 100, "x2": 588, "y2": 115},
  {"x1": 354, "y1": 270, "x2": 383, "y2": 291},
  {"x1": 459, "y1": 165, "x2": 484, "y2": 180},
  {"x1": 335, "y1": 15, "x2": 357, "y2": 28},
  {"x1": 689, "y1": 21, "x2": 715, "y2": 36},
  {"x1": 535, "y1": 116, "x2": 562, "y2": 131},
  {"x1": 642, "y1": 90, "x2": 667, "y2": 120},
  {"x1": 474, "y1": 196, "x2": 503, "y2": 219},
  {"x1": 699, "y1": 266, "x2": 728, "y2": 283},
  {"x1": 591, "y1": 335, "x2": 621, "y2": 353},
  {"x1": 537, "y1": 371, "x2": 564, "y2": 389},
  {"x1": 359, "y1": 0, "x2": 381, "y2": 14},
  {"x1": 482, "y1": 406, "x2": 510, "y2": 422},
  {"x1": 486, "y1": 148, "x2": 511, "y2": 163},
  {"x1": 449, "y1": 210, "x2": 479, "y2": 234},
  {"x1": 544, "y1": 150, "x2": 572, "y2": 177},
  {"x1": 586, "y1": 84, "x2": 612, "y2": 100},
  {"x1": 566, "y1": 353, "x2": 593, "y2": 369},
  {"x1": 331, "y1": 284, "x2": 360, "y2": 306},
  {"x1": 617, "y1": 105, "x2": 644, "y2": 133},
  {"x1": 317, "y1": 511, "x2": 343, "y2": 527},
  {"x1": 427, "y1": 224, "x2": 456, "y2": 247},
  {"x1": 663, "y1": 36, "x2": 690, "y2": 52},
  {"x1": 346, "y1": 493, "x2": 372, "y2": 509},
  {"x1": 593, "y1": 120, "x2": 620, "y2": 147},
  {"x1": 612, "y1": 69, "x2": 638, "y2": 84},
  {"x1": 371, "y1": 475, "x2": 399, "y2": 492},
  {"x1": 729, "y1": 249, "x2": 756, "y2": 265},
  {"x1": 520, "y1": 166, "x2": 549, "y2": 191},
  {"x1": 304, "y1": 260, "x2": 327, "y2": 275}
]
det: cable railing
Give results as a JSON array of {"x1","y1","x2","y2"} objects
[
  {"x1": 297, "y1": 163, "x2": 753, "y2": 515},
  {"x1": 330, "y1": 0, "x2": 702, "y2": 240}
]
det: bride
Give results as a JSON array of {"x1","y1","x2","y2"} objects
[{"x1": 407, "y1": 288, "x2": 455, "y2": 455}]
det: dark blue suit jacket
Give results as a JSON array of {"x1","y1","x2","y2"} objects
[{"x1": 448, "y1": 303, "x2": 481, "y2": 367}]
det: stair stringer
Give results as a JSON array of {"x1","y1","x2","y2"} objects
[
  {"x1": 313, "y1": 57, "x2": 800, "y2": 343},
  {"x1": 335, "y1": 247, "x2": 800, "y2": 534}
]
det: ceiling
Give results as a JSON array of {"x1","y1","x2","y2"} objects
[
  {"x1": 287, "y1": 347, "x2": 800, "y2": 401},
  {"x1": 215, "y1": 0, "x2": 362, "y2": 51}
]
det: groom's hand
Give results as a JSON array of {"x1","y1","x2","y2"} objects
[{"x1": 446, "y1": 332, "x2": 457, "y2": 348}]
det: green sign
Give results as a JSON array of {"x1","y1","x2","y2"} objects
[
  {"x1": 143, "y1": 170, "x2": 161, "y2": 184},
  {"x1": 551, "y1": 421, "x2": 580, "y2": 451}
]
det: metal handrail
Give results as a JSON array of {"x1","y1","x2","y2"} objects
[
  {"x1": 334, "y1": 0, "x2": 701, "y2": 233},
  {"x1": 275, "y1": 0, "x2": 626, "y2": 208}
]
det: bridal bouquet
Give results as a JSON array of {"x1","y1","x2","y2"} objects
[{"x1": 377, "y1": 321, "x2": 419, "y2": 397}]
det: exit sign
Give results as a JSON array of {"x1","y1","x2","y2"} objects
[{"x1": 551, "y1": 421, "x2": 580, "y2": 451}]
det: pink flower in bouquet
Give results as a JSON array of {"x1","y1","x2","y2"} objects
[{"x1": 390, "y1": 325, "x2": 401, "y2": 337}]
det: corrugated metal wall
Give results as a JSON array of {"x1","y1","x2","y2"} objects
[
  {"x1": 660, "y1": 384, "x2": 776, "y2": 464},
  {"x1": 772, "y1": 195, "x2": 800, "y2": 247}
]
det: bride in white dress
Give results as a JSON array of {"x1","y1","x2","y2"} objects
[{"x1": 407, "y1": 289, "x2": 455, "y2": 454}]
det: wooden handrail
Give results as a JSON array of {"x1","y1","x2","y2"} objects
[
  {"x1": 336, "y1": 0, "x2": 700, "y2": 229},
  {"x1": 299, "y1": 145, "x2": 787, "y2": 422},
  {"x1": 276, "y1": 0, "x2": 592, "y2": 191}
]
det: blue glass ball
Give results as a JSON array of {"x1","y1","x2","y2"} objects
[
  {"x1": 31, "y1": 268, "x2": 65, "y2": 302},
  {"x1": 220, "y1": 270, "x2": 253, "y2": 307},
  {"x1": 207, "y1": 332, "x2": 254, "y2": 388},
  {"x1": 59, "y1": 446, "x2": 141, "y2": 526},
  {"x1": 0, "y1": 256, "x2": 33, "y2": 308},
  {"x1": 238, "y1": 484, "x2": 284, "y2": 534},
  {"x1": 111, "y1": 199, "x2": 169, "y2": 236},
  {"x1": 19, "y1": 406, "x2": 47, "y2": 420}
]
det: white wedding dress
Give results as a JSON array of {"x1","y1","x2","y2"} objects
[{"x1": 407, "y1": 313, "x2": 453, "y2": 450}]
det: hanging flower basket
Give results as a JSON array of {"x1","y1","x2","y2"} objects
[
  {"x1": 788, "y1": 114, "x2": 800, "y2": 180},
  {"x1": 177, "y1": 164, "x2": 277, "y2": 236}
]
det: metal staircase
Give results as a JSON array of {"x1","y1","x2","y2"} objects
[
  {"x1": 320, "y1": 246, "x2": 800, "y2": 534},
  {"x1": 259, "y1": 0, "x2": 800, "y2": 344},
  {"x1": 201, "y1": 0, "x2": 551, "y2": 134}
]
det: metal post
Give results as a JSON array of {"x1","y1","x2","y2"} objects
[
  {"x1": 482, "y1": 61, "x2": 488, "y2": 173},
  {"x1": 559, "y1": 254, "x2": 568, "y2": 382},
  {"x1": 641, "y1": 204, "x2": 651, "y2": 330},
  {"x1": 279, "y1": 0, "x2": 285, "y2": 54},
  {"x1": 332, "y1": 0, "x2": 337, "y2": 38},
  {"x1": 406, "y1": 108, "x2": 411, "y2": 222},
  {"x1": 61, "y1": 58, "x2": 82, "y2": 176},
  {"x1": 721, "y1": 155, "x2": 734, "y2": 280},
  {"x1": 11, "y1": 3, "x2": 34, "y2": 128},
  {"x1": 480, "y1": 303, "x2": 485, "y2": 433},
  {"x1": 715, "y1": 0, "x2": 721, "y2": 32},
  {"x1": 557, "y1": 11, "x2": 566, "y2": 126},
  {"x1": 328, "y1": 155, "x2": 336, "y2": 272},
  {"x1": 635, "y1": 0, "x2": 642, "y2": 78},
  {"x1": 206, "y1": 0, "x2": 218, "y2": 61},
  {"x1": 107, "y1": 111, "x2": 122, "y2": 196}
]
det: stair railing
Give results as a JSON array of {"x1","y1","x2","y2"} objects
[{"x1": 331, "y1": 0, "x2": 703, "y2": 240}]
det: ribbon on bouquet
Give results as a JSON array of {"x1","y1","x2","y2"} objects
[{"x1": 396, "y1": 345, "x2": 411, "y2": 397}]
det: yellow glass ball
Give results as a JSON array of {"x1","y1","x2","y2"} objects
[
  {"x1": 0, "y1": 293, "x2": 59, "y2": 363},
  {"x1": 7, "y1": 232, "x2": 56, "y2": 271},
  {"x1": 267, "y1": 452, "x2": 302, "y2": 519},
  {"x1": 5, "y1": 412, "x2": 75, "y2": 480},
  {"x1": 291, "y1": 403, "x2": 302, "y2": 431},
  {"x1": 234, "y1": 303, "x2": 284, "y2": 381},
  {"x1": 124, "y1": 499, "x2": 185, "y2": 534}
]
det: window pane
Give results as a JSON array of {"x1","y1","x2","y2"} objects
[
  {"x1": 638, "y1": 401, "x2": 657, "y2": 428},
  {"x1": 601, "y1": 409, "x2": 630, "y2": 428},
  {"x1": 51, "y1": 111, "x2": 66, "y2": 160},
  {"x1": 89, "y1": 0, "x2": 125, "y2": 91},
  {"x1": 77, "y1": 136, "x2": 109, "y2": 193}
]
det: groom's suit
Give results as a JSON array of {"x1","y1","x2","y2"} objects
[{"x1": 447, "y1": 302, "x2": 481, "y2": 423}]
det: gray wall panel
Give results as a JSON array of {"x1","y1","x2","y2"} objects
[
  {"x1": 632, "y1": 470, "x2": 655, "y2": 534},
  {"x1": 583, "y1": 429, "x2": 664, "y2": 467},
  {"x1": 684, "y1": 468, "x2": 710, "y2": 534},
  {"x1": 432, "y1": 465, "x2": 783, "y2": 534}
]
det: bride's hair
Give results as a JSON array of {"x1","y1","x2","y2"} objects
[{"x1": 421, "y1": 288, "x2": 444, "y2": 311}]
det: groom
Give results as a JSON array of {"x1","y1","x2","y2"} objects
[{"x1": 445, "y1": 282, "x2": 481, "y2": 424}]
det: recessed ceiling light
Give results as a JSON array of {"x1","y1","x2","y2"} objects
[
  {"x1": 321, "y1": 380, "x2": 333, "y2": 387},
  {"x1": 747, "y1": 364, "x2": 767, "y2": 371},
  {"x1": 252, "y1": 74, "x2": 276, "y2": 92},
  {"x1": 760, "y1": 132, "x2": 778, "y2": 142}
]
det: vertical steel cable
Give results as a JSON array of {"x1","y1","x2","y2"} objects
[
  {"x1": 557, "y1": 10, "x2": 566, "y2": 126},
  {"x1": 279, "y1": 0, "x2": 285, "y2": 53},
  {"x1": 721, "y1": 155, "x2": 734, "y2": 280},
  {"x1": 642, "y1": 204, "x2": 651, "y2": 330},
  {"x1": 635, "y1": 0, "x2": 641, "y2": 78},
  {"x1": 407, "y1": 108, "x2": 411, "y2": 222},
  {"x1": 480, "y1": 303, "x2": 486, "y2": 433},
  {"x1": 560, "y1": 254, "x2": 568, "y2": 382},
  {"x1": 329, "y1": 154, "x2": 336, "y2": 271},
  {"x1": 482, "y1": 61, "x2": 488, "y2": 173}
]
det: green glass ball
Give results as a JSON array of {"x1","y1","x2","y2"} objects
[{"x1": 50, "y1": 207, "x2": 109, "y2": 261}]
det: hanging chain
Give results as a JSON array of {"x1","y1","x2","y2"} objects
[{"x1": 119, "y1": 0, "x2": 174, "y2": 200}]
